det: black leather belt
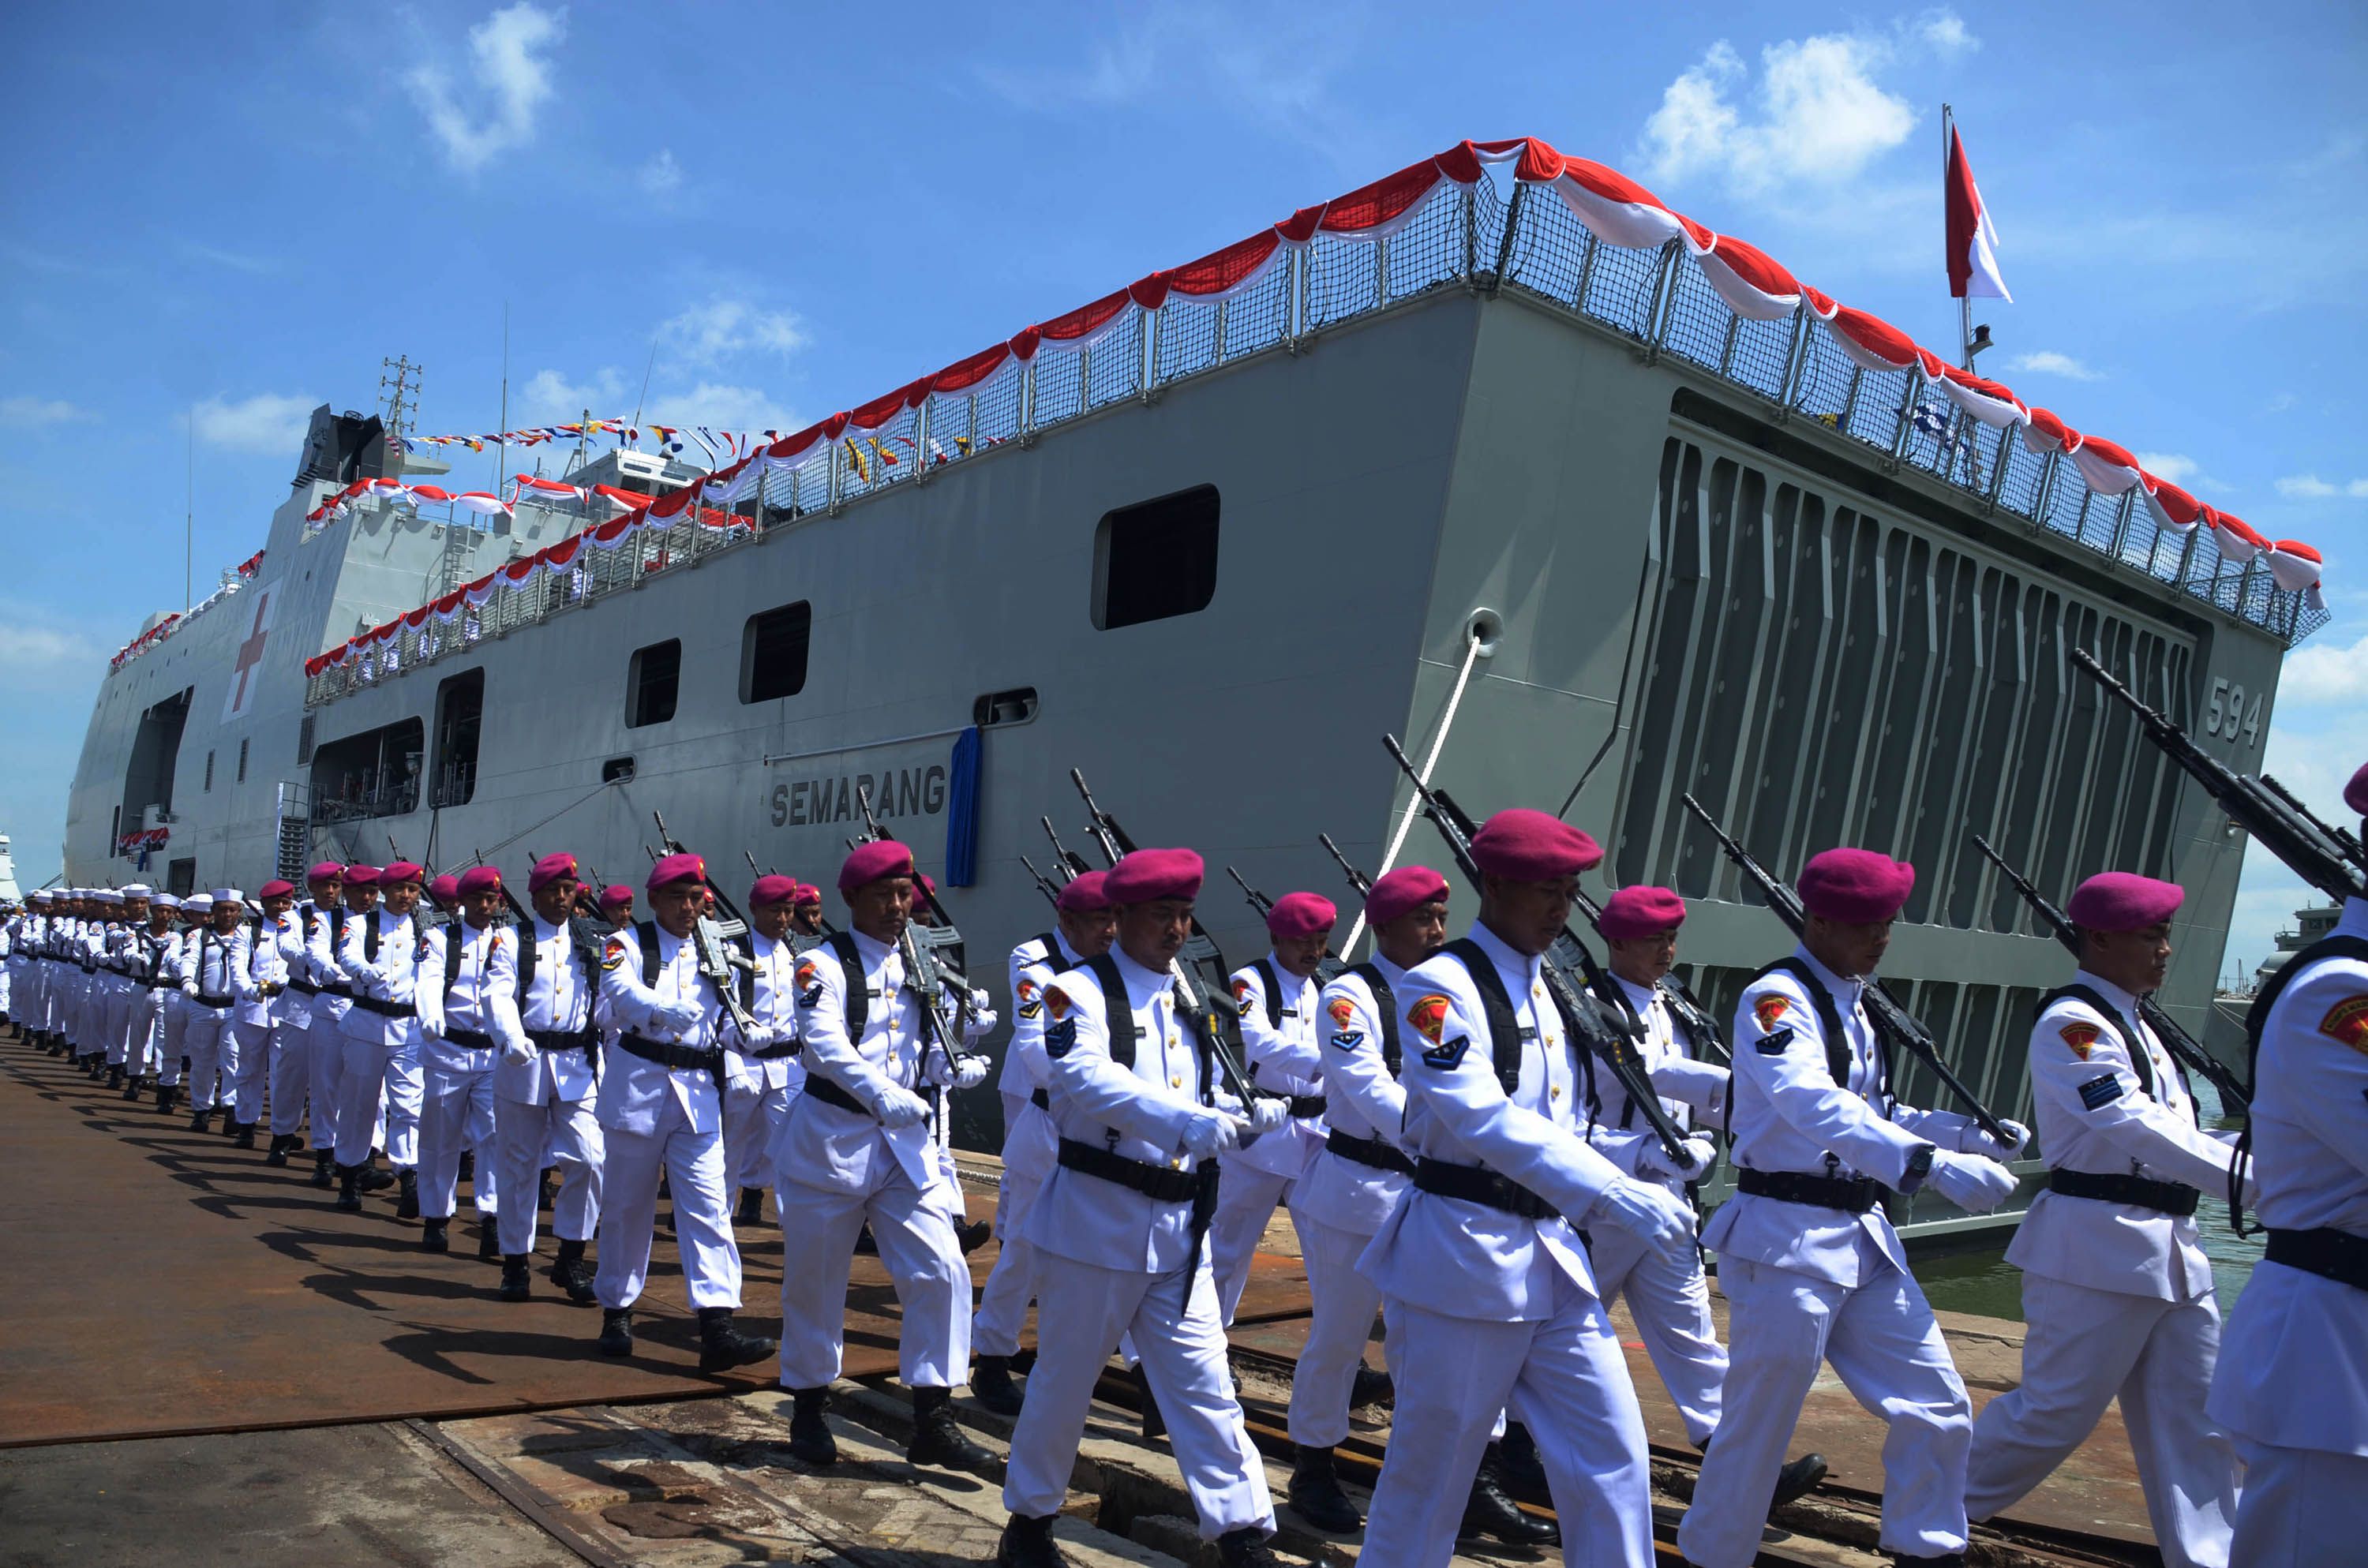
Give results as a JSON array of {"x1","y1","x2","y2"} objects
[
  {"x1": 287, "y1": 978, "x2": 320, "y2": 996},
  {"x1": 1736, "y1": 1166, "x2": 1883, "y2": 1213},
  {"x1": 804, "y1": 1076, "x2": 873, "y2": 1117},
  {"x1": 443, "y1": 1027, "x2": 496, "y2": 1053},
  {"x1": 348, "y1": 994, "x2": 417, "y2": 1019},
  {"x1": 1327, "y1": 1128, "x2": 1413, "y2": 1175},
  {"x1": 1286, "y1": 1093, "x2": 1325, "y2": 1118},
  {"x1": 2265, "y1": 1227, "x2": 2368, "y2": 1292},
  {"x1": 1414, "y1": 1157, "x2": 1556, "y2": 1220},
  {"x1": 616, "y1": 1031, "x2": 723, "y2": 1073},
  {"x1": 193, "y1": 992, "x2": 235, "y2": 1010},
  {"x1": 2048, "y1": 1166, "x2": 2199, "y2": 1217},
  {"x1": 747, "y1": 1041, "x2": 802, "y2": 1061},
  {"x1": 317, "y1": 982, "x2": 353, "y2": 1000},
  {"x1": 527, "y1": 1026, "x2": 596, "y2": 1053},
  {"x1": 1029, "y1": 1087, "x2": 1051, "y2": 1113},
  {"x1": 1058, "y1": 1137, "x2": 1217, "y2": 1205}
]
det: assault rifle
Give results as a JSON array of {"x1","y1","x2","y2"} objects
[
  {"x1": 1381, "y1": 735, "x2": 1694, "y2": 1165},
  {"x1": 1970, "y1": 833, "x2": 2250, "y2": 1110},
  {"x1": 1317, "y1": 833, "x2": 1373, "y2": 897},
  {"x1": 1021, "y1": 854, "x2": 1066, "y2": 907},
  {"x1": 1560, "y1": 878, "x2": 1733, "y2": 1068},
  {"x1": 1679, "y1": 792, "x2": 2013, "y2": 1144},
  {"x1": 1042, "y1": 816, "x2": 1094, "y2": 879},
  {"x1": 2070, "y1": 648, "x2": 2366, "y2": 902},
  {"x1": 649, "y1": 810, "x2": 760, "y2": 1037},
  {"x1": 852, "y1": 784, "x2": 985, "y2": 1146},
  {"x1": 1226, "y1": 866, "x2": 1346, "y2": 982},
  {"x1": 1066, "y1": 768, "x2": 1273, "y2": 1113}
]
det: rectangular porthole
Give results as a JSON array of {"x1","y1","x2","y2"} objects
[
  {"x1": 628, "y1": 639, "x2": 681, "y2": 728},
  {"x1": 740, "y1": 601, "x2": 812, "y2": 704},
  {"x1": 1092, "y1": 485, "x2": 1219, "y2": 630}
]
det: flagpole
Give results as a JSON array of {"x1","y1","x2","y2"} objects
[{"x1": 1944, "y1": 102, "x2": 1973, "y2": 371}]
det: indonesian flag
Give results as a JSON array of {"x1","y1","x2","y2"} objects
[{"x1": 1946, "y1": 126, "x2": 2010, "y2": 302}]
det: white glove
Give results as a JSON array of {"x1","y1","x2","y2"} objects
[
  {"x1": 1178, "y1": 1110, "x2": 1242, "y2": 1160},
  {"x1": 1958, "y1": 1118, "x2": 2029, "y2": 1161},
  {"x1": 181, "y1": 979, "x2": 198, "y2": 997},
  {"x1": 501, "y1": 1037, "x2": 539, "y2": 1067},
  {"x1": 656, "y1": 998, "x2": 706, "y2": 1035},
  {"x1": 1928, "y1": 1150, "x2": 2018, "y2": 1214},
  {"x1": 951, "y1": 1053, "x2": 991, "y2": 1090},
  {"x1": 738, "y1": 1022, "x2": 788, "y2": 1053},
  {"x1": 871, "y1": 1084, "x2": 932, "y2": 1129},
  {"x1": 1246, "y1": 1095, "x2": 1293, "y2": 1135},
  {"x1": 1592, "y1": 1177, "x2": 1695, "y2": 1256},
  {"x1": 1637, "y1": 1136, "x2": 1718, "y2": 1182}
]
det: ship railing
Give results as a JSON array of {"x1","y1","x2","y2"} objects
[{"x1": 302, "y1": 171, "x2": 2322, "y2": 709}]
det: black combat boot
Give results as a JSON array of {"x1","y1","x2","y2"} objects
[
  {"x1": 420, "y1": 1218, "x2": 450, "y2": 1253},
  {"x1": 971, "y1": 1353, "x2": 1025, "y2": 1416},
  {"x1": 1215, "y1": 1527, "x2": 1282, "y2": 1567},
  {"x1": 551, "y1": 1238, "x2": 597, "y2": 1304},
  {"x1": 994, "y1": 1512, "x2": 1066, "y2": 1568},
  {"x1": 1498, "y1": 1417, "x2": 1548, "y2": 1499},
  {"x1": 1774, "y1": 1450, "x2": 1830, "y2": 1510},
  {"x1": 232, "y1": 1121, "x2": 257, "y2": 1150},
  {"x1": 264, "y1": 1133, "x2": 291, "y2": 1167},
  {"x1": 736, "y1": 1188, "x2": 763, "y2": 1227},
  {"x1": 456, "y1": 1148, "x2": 474, "y2": 1186},
  {"x1": 1131, "y1": 1362, "x2": 1166, "y2": 1442},
  {"x1": 121, "y1": 1075, "x2": 145, "y2": 1102},
  {"x1": 106, "y1": 1064, "x2": 123, "y2": 1089},
  {"x1": 499, "y1": 1255, "x2": 532, "y2": 1302},
  {"x1": 787, "y1": 1386, "x2": 836, "y2": 1465},
  {"x1": 335, "y1": 1166, "x2": 362, "y2": 1213},
  {"x1": 1287, "y1": 1444, "x2": 1362, "y2": 1534},
  {"x1": 1462, "y1": 1442, "x2": 1559, "y2": 1546},
  {"x1": 1351, "y1": 1362, "x2": 1395, "y2": 1409},
  {"x1": 956, "y1": 1218, "x2": 994, "y2": 1254},
  {"x1": 907, "y1": 1386, "x2": 996, "y2": 1473},
  {"x1": 395, "y1": 1168, "x2": 419, "y2": 1218},
  {"x1": 478, "y1": 1223, "x2": 500, "y2": 1259},
  {"x1": 158, "y1": 1083, "x2": 180, "y2": 1115},
  {"x1": 189, "y1": 1106, "x2": 214, "y2": 1134},
  {"x1": 309, "y1": 1149, "x2": 335, "y2": 1188},
  {"x1": 598, "y1": 1308, "x2": 633, "y2": 1357},
  {"x1": 695, "y1": 1306, "x2": 776, "y2": 1373},
  {"x1": 538, "y1": 1166, "x2": 556, "y2": 1211}
]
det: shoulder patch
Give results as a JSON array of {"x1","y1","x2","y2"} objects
[
  {"x1": 1754, "y1": 1025, "x2": 1794, "y2": 1056},
  {"x1": 2318, "y1": 994, "x2": 2368, "y2": 1054},
  {"x1": 1043, "y1": 986, "x2": 1073, "y2": 1023},
  {"x1": 1753, "y1": 994, "x2": 1791, "y2": 1032},
  {"x1": 1044, "y1": 1016, "x2": 1078, "y2": 1060},
  {"x1": 1327, "y1": 994, "x2": 1358, "y2": 1031},
  {"x1": 1232, "y1": 976, "x2": 1254, "y2": 1018},
  {"x1": 1015, "y1": 975, "x2": 1042, "y2": 1020},
  {"x1": 2059, "y1": 1020, "x2": 2100, "y2": 1059},
  {"x1": 1330, "y1": 1030, "x2": 1366, "y2": 1052},
  {"x1": 601, "y1": 935, "x2": 627, "y2": 971},
  {"x1": 1407, "y1": 993, "x2": 1452, "y2": 1045},
  {"x1": 1420, "y1": 1034, "x2": 1471, "y2": 1071},
  {"x1": 2077, "y1": 1072, "x2": 2123, "y2": 1111}
]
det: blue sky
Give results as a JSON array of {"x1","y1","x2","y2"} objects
[{"x1": 2, "y1": 1, "x2": 2361, "y2": 970}]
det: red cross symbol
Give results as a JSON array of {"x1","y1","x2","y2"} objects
[{"x1": 229, "y1": 590, "x2": 272, "y2": 712}]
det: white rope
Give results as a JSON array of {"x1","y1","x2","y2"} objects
[{"x1": 1342, "y1": 627, "x2": 1486, "y2": 956}]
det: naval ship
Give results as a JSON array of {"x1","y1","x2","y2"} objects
[{"x1": 62, "y1": 138, "x2": 2328, "y2": 1233}]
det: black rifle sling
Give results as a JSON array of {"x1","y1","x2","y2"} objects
[
  {"x1": 1250, "y1": 958, "x2": 1285, "y2": 1029},
  {"x1": 1347, "y1": 960, "x2": 1402, "y2": 1076},
  {"x1": 1754, "y1": 957, "x2": 1880, "y2": 1104},
  {"x1": 1083, "y1": 953, "x2": 1138, "y2": 1068},
  {"x1": 2039, "y1": 983, "x2": 2174, "y2": 1102},
  {"x1": 1441, "y1": 938, "x2": 1526, "y2": 1095},
  {"x1": 824, "y1": 930, "x2": 867, "y2": 1036}
]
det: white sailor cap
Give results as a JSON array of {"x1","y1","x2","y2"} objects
[
  {"x1": 153, "y1": 893, "x2": 182, "y2": 909},
  {"x1": 98, "y1": 891, "x2": 123, "y2": 904},
  {"x1": 121, "y1": 884, "x2": 153, "y2": 898},
  {"x1": 210, "y1": 888, "x2": 242, "y2": 904},
  {"x1": 183, "y1": 894, "x2": 215, "y2": 911}
]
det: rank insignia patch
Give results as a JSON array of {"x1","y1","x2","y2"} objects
[
  {"x1": 1330, "y1": 1030, "x2": 1366, "y2": 1052},
  {"x1": 1754, "y1": 1026, "x2": 1793, "y2": 1056},
  {"x1": 1232, "y1": 978, "x2": 1254, "y2": 1019},
  {"x1": 601, "y1": 936, "x2": 627, "y2": 971},
  {"x1": 1015, "y1": 977, "x2": 1042, "y2": 1020},
  {"x1": 1421, "y1": 1034, "x2": 1471, "y2": 1071},
  {"x1": 2319, "y1": 994, "x2": 2368, "y2": 1055},
  {"x1": 1753, "y1": 994, "x2": 1791, "y2": 1032},
  {"x1": 1044, "y1": 1017, "x2": 1077, "y2": 1060},
  {"x1": 2077, "y1": 1072, "x2": 2123, "y2": 1111},
  {"x1": 1407, "y1": 994, "x2": 1452, "y2": 1045},
  {"x1": 1328, "y1": 995, "x2": 1358, "y2": 1031},
  {"x1": 2059, "y1": 1021, "x2": 2101, "y2": 1060}
]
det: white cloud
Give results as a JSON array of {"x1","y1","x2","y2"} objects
[
  {"x1": 191, "y1": 392, "x2": 316, "y2": 455},
  {"x1": 2264, "y1": 391, "x2": 2298, "y2": 414},
  {"x1": 178, "y1": 240, "x2": 275, "y2": 275},
  {"x1": 637, "y1": 149, "x2": 682, "y2": 196},
  {"x1": 2006, "y1": 350, "x2": 2103, "y2": 382},
  {"x1": 0, "y1": 395, "x2": 92, "y2": 427},
  {"x1": 646, "y1": 383, "x2": 800, "y2": 440},
  {"x1": 520, "y1": 366, "x2": 628, "y2": 421},
  {"x1": 1911, "y1": 8, "x2": 1978, "y2": 53},
  {"x1": 405, "y1": 2, "x2": 564, "y2": 174},
  {"x1": 658, "y1": 296, "x2": 807, "y2": 372},
  {"x1": 2135, "y1": 452, "x2": 2199, "y2": 485},
  {"x1": 2280, "y1": 629, "x2": 2368, "y2": 705},
  {"x1": 0, "y1": 625, "x2": 95, "y2": 665},
  {"x1": 2276, "y1": 473, "x2": 2368, "y2": 500}
]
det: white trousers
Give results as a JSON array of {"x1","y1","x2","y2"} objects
[
  {"x1": 229, "y1": 1020, "x2": 272, "y2": 1125},
  {"x1": 103, "y1": 982, "x2": 135, "y2": 1065},
  {"x1": 131, "y1": 993, "x2": 166, "y2": 1076},
  {"x1": 418, "y1": 1058, "x2": 500, "y2": 1221},
  {"x1": 1588, "y1": 1217, "x2": 1727, "y2": 1446},
  {"x1": 495, "y1": 1092, "x2": 604, "y2": 1254},
  {"x1": 182, "y1": 1007, "x2": 237, "y2": 1110},
  {"x1": 594, "y1": 1102, "x2": 742, "y2": 1312},
  {"x1": 1287, "y1": 1207, "x2": 1384, "y2": 1449},
  {"x1": 723, "y1": 1076, "x2": 792, "y2": 1196},
  {"x1": 972, "y1": 1145, "x2": 1051, "y2": 1359},
  {"x1": 334, "y1": 1035, "x2": 405, "y2": 1168},
  {"x1": 1966, "y1": 1275, "x2": 2236, "y2": 1568},
  {"x1": 267, "y1": 1016, "x2": 312, "y2": 1137},
  {"x1": 384, "y1": 1029, "x2": 422, "y2": 1166},
  {"x1": 1363, "y1": 1274, "x2": 1654, "y2": 1568},
  {"x1": 1208, "y1": 1162, "x2": 1297, "y2": 1326},
  {"x1": 308, "y1": 1011, "x2": 348, "y2": 1153},
  {"x1": 774, "y1": 1160, "x2": 969, "y2": 1389},
  {"x1": 155, "y1": 997, "x2": 185, "y2": 1086},
  {"x1": 1678, "y1": 1257, "x2": 1971, "y2": 1568},
  {"x1": 1004, "y1": 1252, "x2": 1275, "y2": 1539},
  {"x1": 2229, "y1": 1441, "x2": 2368, "y2": 1567}
]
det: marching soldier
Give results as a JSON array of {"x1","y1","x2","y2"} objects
[
  {"x1": 314, "y1": 866, "x2": 392, "y2": 1193},
  {"x1": 334, "y1": 863, "x2": 426, "y2": 1216},
  {"x1": 998, "y1": 847, "x2": 1287, "y2": 1568},
  {"x1": 2208, "y1": 759, "x2": 2368, "y2": 1565},
  {"x1": 598, "y1": 884, "x2": 635, "y2": 926},
  {"x1": 123, "y1": 893, "x2": 178, "y2": 1101},
  {"x1": 495, "y1": 852, "x2": 606, "y2": 1303},
  {"x1": 791, "y1": 882, "x2": 826, "y2": 940},
  {"x1": 263, "y1": 872, "x2": 326, "y2": 1165},
  {"x1": 591, "y1": 851, "x2": 775, "y2": 1372},
  {"x1": 226, "y1": 881, "x2": 294, "y2": 1149},
  {"x1": 180, "y1": 892, "x2": 247, "y2": 1134},
  {"x1": 99, "y1": 889, "x2": 140, "y2": 1087},
  {"x1": 971, "y1": 869, "x2": 1118, "y2": 1417},
  {"x1": 723, "y1": 874, "x2": 806, "y2": 1229},
  {"x1": 1678, "y1": 847, "x2": 2023, "y2": 1568},
  {"x1": 1208, "y1": 893, "x2": 1336, "y2": 1327},
  {"x1": 1965, "y1": 872, "x2": 2246, "y2": 1566},
  {"x1": 415, "y1": 866, "x2": 516, "y2": 1259},
  {"x1": 772, "y1": 840, "x2": 995, "y2": 1472},
  {"x1": 152, "y1": 895, "x2": 193, "y2": 1113}
]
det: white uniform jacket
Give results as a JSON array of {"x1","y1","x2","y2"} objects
[
  {"x1": 726, "y1": 930, "x2": 804, "y2": 1095},
  {"x1": 307, "y1": 905, "x2": 358, "y2": 1017},
  {"x1": 1227, "y1": 956, "x2": 1325, "y2": 1179},
  {"x1": 183, "y1": 927, "x2": 250, "y2": 1011},
  {"x1": 2004, "y1": 971, "x2": 2240, "y2": 1300},
  {"x1": 233, "y1": 918, "x2": 285, "y2": 1028},
  {"x1": 1587, "y1": 975, "x2": 1728, "y2": 1188},
  {"x1": 415, "y1": 920, "x2": 526, "y2": 1072},
  {"x1": 1294, "y1": 956, "x2": 1414, "y2": 1236},
  {"x1": 336, "y1": 909, "x2": 418, "y2": 1046},
  {"x1": 1703, "y1": 947, "x2": 1973, "y2": 1288},
  {"x1": 774, "y1": 930, "x2": 939, "y2": 1194},
  {"x1": 1024, "y1": 950, "x2": 1221, "y2": 1275},
  {"x1": 595, "y1": 922, "x2": 725, "y2": 1136},
  {"x1": 497, "y1": 915, "x2": 601, "y2": 1104},
  {"x1": 271, "y1": 905, "x2": 318, "y2": 1027},
  {"x1": 998, "y1": 930, "x2": 1076, "y2": 1103},
  {"x1": 1358, "y1": 922, "x2": 1627, "y2": 1323}
]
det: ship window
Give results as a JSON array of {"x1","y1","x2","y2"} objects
[
  {"x1": 167, "y1": 858, "x2": 195, "y2": 898},
  {"x1": 236, "y1": 739, "x2": 249, "y2": 784},
  {"x1": 432, "y1": 669, "x2": 483, "y2": 808},
  {"x1": 122, "y1": 688, "x2": 190, "y2": 845},
  {"x1": 298, "y1": 713, "x2": 317, "y2": 766},
  {"x1": 740, "y1": 601, "x2": 811, "y2": 704},
  {"x1": 1093, "y1": 485, "x2": 1220, "y2": 630},
  {"x1": 973, "y1": 687, "x2": 1038, "y2": 728},
  {"x1": 308, "y1": 718, "x2": 425, "y2": 824},
  {"x1": 628, "y1": 639, "x2": 681, "y2": 728},
  {"x1": 204, "y1": 750, "x2": 215, "y2": 792}
]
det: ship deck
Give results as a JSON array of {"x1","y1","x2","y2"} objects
[{"x1": 2, "y1": 1030, "x2": 2163, "y2": 1567}]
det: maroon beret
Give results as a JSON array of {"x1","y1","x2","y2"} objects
[
  {"x1": 1056, "y1": 870, "x2": 1113, "y2": 914},
  {"x1": 1471, "y1": 808, "x2": 1603, "y2": 880},
  {"x1": 647, "y1": 851, "x2": 706, "y2": 893},
  {"x1": 1599, "y1": 885, "x2": 1686, "y2": 941},
  {"x1": 838, "y1": 839, "x2": 915, "y2": 893},
  {"x1": 1366, "y1": 865, "x2": 1450, "y2": 929},
  {"x1": 750, "y1": 874, "x2": 798, "y2": 907},
  {"x1": 258, "y1": 879, "x2": 296, "y2": 900},
  {"x1": 2066, "y1": 872, "x2": 2183, "y2": 932},
  {"x1": 598, "y1": 884, "x2": 634, "y2": 909},
  {"x1": 528, "y1": 851, "x2": 578, "y2": 893},
  {"x1": 307, "y1": 861, "x2": 345, "y2": 884},
  {"x1": 793, "y1": 881, "x2": 822, "y2": 907},
  {"x1": 382, "y1": 861, "x2": 425, "y2": 887},
  {"x1": 457, "y1": 866, "x2": 504, "y2": 899},
  {"x1": 1798, "y1": 848, "x2": 1915, "y2": 923},
  {"x1": 2348, "y1": 758, "x2": 2368, "y2": 818},
  {"x1": 428, "y1": 874, "x2": 460, "y2": 903},
  {"x1": 343, "y1": 864, "x2": 382, "y2": 888},
  {"x1": 1266, "y1": 891, "x2": 1338, "y2": 940},
  {"x1": 1105, "y1": 847, "x2": 1205, "y2": 905}
]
